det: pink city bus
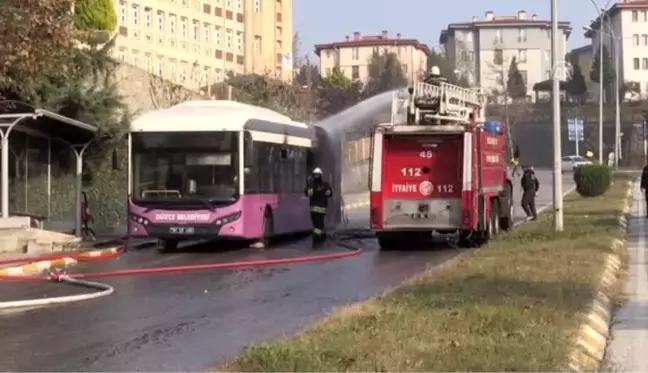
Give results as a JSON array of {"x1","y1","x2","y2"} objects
[{"x1": 127, "y1": 100, "x2": 335, "y2": 252}]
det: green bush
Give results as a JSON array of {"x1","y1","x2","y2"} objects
[
  {"x1": 574, "y1": 164, "x2": 612, "y2": 197},
  {"x1": 74, "y1": 0, "x2": 118, "y2": 32}
]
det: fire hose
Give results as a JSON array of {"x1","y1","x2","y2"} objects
[{"x1": 0, "y1": 230, "x2": 374, "y2": 310}]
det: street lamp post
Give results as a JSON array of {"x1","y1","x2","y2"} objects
[
  {"x1": 584, "y1": 24, "x2": 623, "y2": 169},
  {"x1": 588, "y1": 0, "x2": 615, "y2": 164},
  {"x1": 551, "y1": 0, "x2": 563, "y2": 232}
]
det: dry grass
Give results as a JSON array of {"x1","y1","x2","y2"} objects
[{"x1": 220, "y1": 174, "x2": 634, "y2": 372}]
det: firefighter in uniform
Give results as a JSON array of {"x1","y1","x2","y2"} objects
[
  {"x1": 305, "y1": 167, "x2": 332, "y2": 247},
  {"x1": 520, "y1": 165, "x2": 539, "y2": 220}
]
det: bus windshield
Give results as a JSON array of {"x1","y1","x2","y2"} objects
[{"x1": 131, "y1": 131, "x2": 239, "y2": 207}]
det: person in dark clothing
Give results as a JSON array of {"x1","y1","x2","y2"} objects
[
  {"x1": 520, "y1": 166, "x2": 539, "y2": 220},
  {"x1": 640, "y1": 165, "x2": 648, "y2": 217},
  {"x1": 305, "y1": 167, "x2": 332, "y2": 248}
]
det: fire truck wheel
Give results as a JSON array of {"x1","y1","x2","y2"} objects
[
  {"x1": 376, "y1": 233, "x2": 399, "y2": 250},
  {"x1": 499, "y1": 183, "x2": 514, "y2": 231},
  {"x1": 157, "y1": 239, "x2": 178, "y2": 253}
]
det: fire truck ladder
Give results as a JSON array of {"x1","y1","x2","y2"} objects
[{"x1": 407, "y1": 81, "x2": 485, "y2": 125}]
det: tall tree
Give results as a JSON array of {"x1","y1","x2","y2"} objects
[
  {"x1": 0, "y1": 0, "x2": 78, "y2": 95},
  {"x1": 74, "y1": 0, "x2": 118, "y2": 32},
  {"x1": 292, "y1": 32, "x2": 303, "y2": 71},
  {"x1": 316, "y1": 66, "x2": 362, "y2": 117},
  {"x1": 566, "y1": 63, "x2": 587, "y2": 103},
  {"x1": 590, "y1": 44, "x2": 615, "y2": 85},
  {"x1": 364, "y1": 51, "x2": 407, "y2": 98},
  {"x1": 506, "y1": 57, "x2": 527, "y2": 100},
  {"x1": 294, "y1": 56, "x2": 320, "y2": 88}
]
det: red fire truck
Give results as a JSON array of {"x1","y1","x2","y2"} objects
[{"x1": 368, "y1": 79, "x2": 514, "y2": 248}]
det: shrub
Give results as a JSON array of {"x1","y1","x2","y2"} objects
[
  {"x1": 74, "y1": 0, "x2": 118, "y2": 32},
  {"x1": 574, "y1": 164, "x2": 612, "y2": 197}
]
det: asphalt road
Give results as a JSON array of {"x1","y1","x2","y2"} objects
[{"x1": 0, "y1": 169, "x2": 573, "y2": 372}]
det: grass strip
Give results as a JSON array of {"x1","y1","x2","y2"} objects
[{"x1": 221, "y1": 174, "x2": 634, "y2": 372}]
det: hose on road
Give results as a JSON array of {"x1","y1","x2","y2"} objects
[
  {"x1": 0, "y1": 274, "x2": 114, "y2": 310},
  {"x1": 0, "y1": 230, "x2": 373, "y2": 310}
]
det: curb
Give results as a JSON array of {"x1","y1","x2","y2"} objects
[
  {"x1": 0, "y1": 246, "x2": 122, "y2": 277},
  {"x1": 344, "y1": 201, "x2": 369, "y2": 210},
  {"x1": 568, "y1": 180, "x2": 634, "y2": 372}
]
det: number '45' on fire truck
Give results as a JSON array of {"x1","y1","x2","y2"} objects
[{"x1": 368, "y1": 79, "x2": 515, "y2": 249}]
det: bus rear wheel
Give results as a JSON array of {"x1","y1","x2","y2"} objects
[{"x1": 157, "y1": 239, "x2": 178, "y2": 253}]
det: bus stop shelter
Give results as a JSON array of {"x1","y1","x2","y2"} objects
[{"x1": 0, "y1": 107, "x2": 98, "y2": 238}]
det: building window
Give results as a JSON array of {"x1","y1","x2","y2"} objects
[
  {"x1": 518, "y1": 49, "x2": 527, "y2": 62},
  {"x1": 145, "y1": 56, "x2": 152, "y2": 72},
  {"x1": 180, "y1": 66, "x2": 187, "y2": 81},
  {"x1": 226, "y1": 29, "x2": 232, "y2": 49},
  {"x1": 493, "y1": 49, "x2": 503, "y2": 65},
  {"x1": 643, "y1": 10, "x2": 648, "y2": 22},
  {"x1": 351, "y1": 65, "x2": 359, "y2": 80},
  {"x1": 182, "y1": 0, "x2": 188, "y2": 6},
  {"x1": 181, "y1": 18, "x2": 188, "y2": 37},
  {"x1": 254, "y1": 36, "x2": 262, "y2": 52},
  {"x1": 633, "y1": 10, "x2": 638, "y2": 22},
  {"x1": 518, "y1": 29, "x2": 526, "y2": 42},
  {"x1": 254, "y1": 0, "x2": 261, "y2": 12},
  {"x1": 193, "y1": 20, "x2": 199, "y2": 40},
  {"x1": 131, "y1": 4, "x2": 139, "y2": 25},
  {"x1": 352, "y1": 47, "x2": 359, "y2": 60},
  {"x1": 495, "y1": 29, "x2": 502, "y2": 43},
  {"x1": 634, "y1": 58, "x2": 640, "y2": 70},
  {"x1": 236, "y1": 0, "x2": 242, "y2": 9},
  {"x1": 643, "y1": 58, "x2": 648, "y2": 70},
  {"x1": 643, "y1": 34, "x2": 648, "y2": 46},
  {"x1": 157, "y1": 11, "x2": 164, "y2": 31},
  {"x1": 634, "y1": 34, "x2": 640, "y2": 46},
  {"x1": 118, "y1": 50, "x2": 125, "y2": 61},
  {"x1": 236, "y1": 32, "x2": 243, "y2": 52},
  {"x1": 145, "y1": 9, "x2": 151, "y2": 28},
  {"x1": 226, "y1": 0, "x2": 232, "y2": 7},
  {"x1": 468, "y1": 51, "x2": 474, "y2": 61},
  {"x1": 169, "y1": 15, "x2": 176, "y2": 33},
  {"x1": 204, "y1": 23, "x2": 210, "y2": 42},
  {"x1": 119, "y1": 2, "x2": 126, "y2": 23},
  {"x1": 461, "y1": 50, "x2": 468, "y2": 61},
  {"x1": 170, "y1": 62, "x2": 177, "y2": 80},
  {"x1": 215, "y1": 26, "x2": 221, "y2": 46}
]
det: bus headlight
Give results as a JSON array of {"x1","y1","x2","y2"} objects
[
  {"x1": 216, "y1": 211, "x2": 241, "y2": 225},
  {"x1": 129, "y1": 214, "x2": 150, "y2": 226}
]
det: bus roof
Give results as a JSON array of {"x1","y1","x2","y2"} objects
[{"x1": 130, "y1": 100, "x2": 309, "y2": 133}]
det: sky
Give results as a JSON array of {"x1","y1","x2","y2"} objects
[{"x1": 293, "y1": 0, "x2": 606, "y2": 60}]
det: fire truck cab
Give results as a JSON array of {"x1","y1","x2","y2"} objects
[{"x1": 368, "y1": 78, "x2": 514, "y2": 248}]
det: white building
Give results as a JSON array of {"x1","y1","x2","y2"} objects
[
  {"x1": 585, "y1": 0, "x2": 648, "y2": 100},
  {"x1": 440, "y1": 10, "x2": 571, "y2": 101}
]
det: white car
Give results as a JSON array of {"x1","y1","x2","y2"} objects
[{"x1": 561, "y1": 155, "x2": 592, "y2": 172}]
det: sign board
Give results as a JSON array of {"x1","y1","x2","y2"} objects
[
  {"x1": 567, "y1": 118, "x2": 585, "y2": 156},
  {"x1": 567, "y1": 118, "x2": 584, "y2": 142}
]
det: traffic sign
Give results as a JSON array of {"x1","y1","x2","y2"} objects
[{"x1": 567, "y1": 118, "x2": 585, "y2": 142}]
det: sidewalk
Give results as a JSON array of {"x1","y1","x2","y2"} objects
[{"x1": 607, "y1": 183, "x2": 648, "y2": 372}]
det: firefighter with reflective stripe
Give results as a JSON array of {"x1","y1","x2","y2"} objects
[{"x1": 305, "y1": 167, "x2": 332, "y2": 247}]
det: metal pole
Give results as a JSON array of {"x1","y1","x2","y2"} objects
[
  {"x1": 575, "y1": 122, "x2": 580, "y2": 156},
  {"x1": 74, "y1": 150, "x2": 83, "y2": 238},
  {"x1": 47, "y1": 140, "x2": 51, "y2": 218},
  {"x1": 614, "y1": 37, "x2": 621, "y2": 169},
  {"x1": 551, "y1": 0, "x2": 564, "y2": 232},
  {"x1": 0, "y1": 136, "x2": 8, "y2": 218},
  {"x1": 598, "y1": 29, "x2": 604, "y2": 164}
]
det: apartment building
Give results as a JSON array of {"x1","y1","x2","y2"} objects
[
  {"x1": 585, "y1": 0, "x2": 648, "y2": 99},
  {"x1": 314, "y1": 31, "x2": 431, "y2": 83},
  {"x1": 113, "y1": 0, "x2": 293, "y2": 90},
  {"x1": 567, "y1": 44, "x2": 599, "y2": 100},
  {"x1": 440, "y1": 10, "x2": 571, "y2": 100}
]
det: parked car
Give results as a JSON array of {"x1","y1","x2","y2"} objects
[{"x1": 561, "y1": 155, "x2": 593, "y2": 172}]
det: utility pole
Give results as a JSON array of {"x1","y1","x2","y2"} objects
[{"x1": 551, "y1": 0, "x2": 564, "y2": 232}]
